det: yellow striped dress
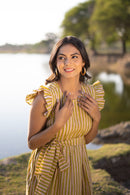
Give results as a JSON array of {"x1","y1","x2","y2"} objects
[{"x1": 25, "y1": 80, "x2": 105, "y2": 195}]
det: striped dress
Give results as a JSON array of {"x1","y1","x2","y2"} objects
[{"x1": 26, "y1": 80, "x2": 105, "y2": 195}]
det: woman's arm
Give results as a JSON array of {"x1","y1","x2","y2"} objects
[
  {"x1": 84, "y1": 120, "x2": 100, "y2": 144},
  {"x1": 78, "y1": 92, "x2": 101, "y2": 144},
  {"x1": 28, "y1": 92, "x2": 73, "y2": 150}
]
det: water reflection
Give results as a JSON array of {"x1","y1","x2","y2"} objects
[
  {"x1": 96, "y1": 72, "x2": 130, "y2": 129},
  {"x1": 97, "y1": 72, "x2": 123, "y2": 94}
]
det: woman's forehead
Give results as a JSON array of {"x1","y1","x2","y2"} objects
[{"x1": 58, "y1": 44, "x2": 80, "y2": 55}]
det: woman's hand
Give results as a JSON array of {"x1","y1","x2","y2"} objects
[
  {"x1": 54, "y1": 93, "x2": 74, "y2": 129},
  {"x1": 78, "y1": 91, "x2": 101, "y2": 123}
]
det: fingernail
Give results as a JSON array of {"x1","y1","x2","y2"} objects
[
  {"x1": 81, "y1": 91, "x2": 85, "y2": 95},
  {"x1": 43, "y1": 111, "x2": 48, "y2": 116},
  {"x1": 77, "y1": 96, "x2": 80, "y2": 102},
  {"x1": 83, "y1": 95, "x2": 87, "y2": 99},
  {"x1": 79, "y1": 90, "x2": 84, "y2": 95}
]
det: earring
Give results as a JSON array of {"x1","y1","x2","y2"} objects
[{"x1": 81, "y1": 67, "x2": 86, "y2": 76}]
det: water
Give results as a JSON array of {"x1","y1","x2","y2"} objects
[
  {"x1": 0, "y1": 54, "x2": 129, "y2": 159},
  {"x1": 87, "y1": 143, "x2": 102, "y2": 150},
  {"x1": 96, "y1": 73, "x2": 130, "y2": 129},
  {"x1": 98, "y1": 72, "x2": 123, "y2": 94},
  {"x1": 0, "y1": 54, "x2": 51, "y2": 159}
]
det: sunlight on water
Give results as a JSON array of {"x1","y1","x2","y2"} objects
[
  {"x1": 0, "y1": 54, "x2": 51, "y2": 159},
  {"x1": 87, "y1": 143, "x2": 102, "y2": 150},
  {"x1": 97, "y1": 72, "x2": 123, "y2": 94}
]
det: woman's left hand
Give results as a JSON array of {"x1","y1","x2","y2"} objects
[{"x1": 78, "y1": 91, "x2": 101, "y2": 123}]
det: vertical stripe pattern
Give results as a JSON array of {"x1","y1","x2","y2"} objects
[{"x1": 25, "y1": 80, "x2": 105, "y2": 195}]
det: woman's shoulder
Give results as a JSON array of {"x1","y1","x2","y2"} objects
[
  {"x1": 25, "y1": 85, "x2": 51, "y2": 105},
  {"x1": 82, "y1": 80, "x2": 104, "y2": 92},
  {"x1": 47, "y1": 81, "x2": 59, "y2": 92},
  {"x1": 25, "y1": 84, "x2": 55, "y2": 117},
  {"x1": 81, "y1": 81, "x2": 95, "y2": 96}
]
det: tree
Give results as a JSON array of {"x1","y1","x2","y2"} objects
[
  {"x1": 90, "y1": 0, "x2": 130, "y2": 54},
  {"x1": 61, "y1": 0, "x2": 96, "y2": 52},
  {"x1": 45, "y1": 33, "x2": 58, "y2": 52}
]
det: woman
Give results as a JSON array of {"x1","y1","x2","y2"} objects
[{"x1": 26, "y1": 36, "x2": 105, "y2": 195}]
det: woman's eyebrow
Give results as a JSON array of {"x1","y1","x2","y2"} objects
[
  {"x1": 71, "y1": 52, "x2": 80, "y2": 56},
  {"x1": 58, "y1": 53, "x2": 66, "y2": 56},
  {"x1": 58, "y1": 52, "x2": 80, "y2": 56}
]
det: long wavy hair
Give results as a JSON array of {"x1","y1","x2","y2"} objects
[{"x1": 45, "y1": 36, "x2": 91, "y2": 84}]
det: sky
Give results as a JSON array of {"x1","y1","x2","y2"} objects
[{"x1": 0, "y1": 0, "x2": 86, "y2": 45}]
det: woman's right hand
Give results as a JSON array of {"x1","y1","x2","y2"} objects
[
  {"x1": 27, "y1": 92, "x2": 73, "y2": 149},
  {"x1": 54, "y1": 93, "x2": 74, "y2": 129}
]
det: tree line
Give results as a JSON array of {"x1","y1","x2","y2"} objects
[{"x1": 61, "y1": 0, "x2": 130, "y2": 55}]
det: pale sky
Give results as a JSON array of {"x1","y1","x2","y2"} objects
[{"x1": 0, "y1": 0, "x2": 86, "y2": 45}]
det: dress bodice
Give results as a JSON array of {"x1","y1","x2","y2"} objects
[{"x1": 26, "y1": 80, "x2": 105, "y2": 141}]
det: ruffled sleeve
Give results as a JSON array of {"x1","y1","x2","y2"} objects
[
  {"x1": 25, "y1": 85, "x2": 52, "y2": 117},
  {"x1": 92, "y1": 80, "x2": 105, "y2": 111}
]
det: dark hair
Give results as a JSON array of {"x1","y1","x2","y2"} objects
[{"x1": 45, "y1": 36, "x2": 91, "y2": 84}]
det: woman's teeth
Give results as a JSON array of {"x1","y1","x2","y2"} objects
[{"x1": 64, "y1": 68, "x2": 74, "y2": 72}]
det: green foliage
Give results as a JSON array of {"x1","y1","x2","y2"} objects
[
  {"x1": 61, "y1": 0, "x2": 130, "y2": 53},
  {"x1": 33, "y1": 33, "x2": 57, "y2": 53},
  {"x1": 90, "y1": 0, "x2": 130, "y2": 51},
  {"x1": 61, "y1": 0, "x2": 95, "y2": 41}
]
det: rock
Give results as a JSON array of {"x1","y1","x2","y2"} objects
[
  {"x1": 88, "y1": 143, "x2": 130, "y2": 193},
  {"x1": 93, "y1": 121, "x2": 130, "y2": 144},
  {"x1": 93, "y1": 151, "x2": 130, "y2": 190}
]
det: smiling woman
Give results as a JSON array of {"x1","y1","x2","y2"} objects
[
  {"x1": 25, "y1": 36, "x2": 105, "y2": 195},
  {"x1": 56, "y1": 44, "x2": 85, "y2": 80},
  {"x1": 46, "y1": 36, "x2": 91, "y2": 85}
]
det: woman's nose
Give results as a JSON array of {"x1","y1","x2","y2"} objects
[{"x1": 64, "y1": 58, "x2": 70, "y2": 65}]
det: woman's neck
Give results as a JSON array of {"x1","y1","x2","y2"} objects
[{"x1": 58, "y1": 77, "x2": 82, "y2": 98}]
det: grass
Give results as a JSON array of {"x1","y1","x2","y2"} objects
[
  {"x1": 0, "y1": 144, "x2": 130, "y2": 194},
  {"x1": 88, "y1": 143, "x2": 130, "y2": 166},
  {"x1": 92, "y1": 169, "x2": 128, "y2": 195},
  {"x1": 0, "y1": 153, "x2": 30, "y2": 194}
]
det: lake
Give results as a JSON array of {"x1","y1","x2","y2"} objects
[{"x1": 0, "y1": 54, "x2": 129, "y2": 159}]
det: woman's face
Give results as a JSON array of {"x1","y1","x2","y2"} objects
[{"x1": 56, "y1": 44, "x2": 85, "y2": 79}]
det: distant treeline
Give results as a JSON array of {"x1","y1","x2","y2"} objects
[
  {"x1": 0, "y1": 42, "x2": 48, "y2": 54},
  {"x1": 0, "y1": 33, "x2": 57, "y2": 54}
]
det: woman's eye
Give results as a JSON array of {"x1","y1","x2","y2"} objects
[
  {"x1": 72, "y1": 55, "x2": 78, "y2": 59},
  {"x1": 58, "y1": 56, "x2": 65, "y2": 60}
]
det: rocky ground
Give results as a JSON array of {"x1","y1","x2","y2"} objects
[
  {"x1": 93, "y1": 121, "x2": 130, "y2": 144},
  {"x1": 91, "y1": 121, "x2": 130, "y2": 194}
]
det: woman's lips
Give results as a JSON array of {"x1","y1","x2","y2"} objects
[{"x1": 64, "y1": 68, "x2": 74, "y2": 72}]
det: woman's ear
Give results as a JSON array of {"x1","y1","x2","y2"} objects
[{"x1": 82, "y1": 61, "x2": 85, "y2": 67}]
